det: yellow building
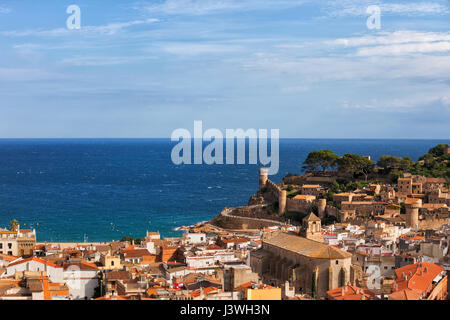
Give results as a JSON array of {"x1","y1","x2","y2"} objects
[
  {"x1": 100, "y1": 253, "x2": 122, "y2": 270},
  {"x1": 238, "y1": 282, "x2": 281, "y2": 300}
]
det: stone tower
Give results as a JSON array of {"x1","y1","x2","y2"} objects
[
  {"x1": 406, "y1": 199, "x2": 422, "y2": 229},
  {"x1": 259, "y1": 168, "x2": 268, "y2": 191},
  {"x1": 279, "y1": 190, "x2": 287, "y2": 215},
  {"x1": 300, "y1": 212, "x2": 323, "y2": 242},
  {"x1": 317, "y1": 199, "x2": 327, "y2": 219}
]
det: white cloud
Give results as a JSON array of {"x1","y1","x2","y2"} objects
[
  {"x1": 60, "y1": 56, "x2": 156, "y2": 66},
  {"x1": 0, "y1": 6, "x2": 11, "y2": 14},
  {"x1": 341, "y1": 94, "x2": 450, "y2": 110},
  {"x1": 1, "y1": 18, "x2": 159, "y2": 37},
  {"x1": 357, "y1": 41, "x2": 450, "y2": 55},
  {"x1": 333, "y1": 30, "x2": 450, "y2": 47},
  {"x1": 142, "y1": 0, "x2": 308, "y2": 15},
  {"x1": 244, "y1": 53, "x2": 450, "y2": 82},
  {"x1": 161, "y1": 42, "x2": 242, "y2": 55},
  {"x1": 331, "y1": 30, "x2": 450, "y2": 56},
  {"x1": 325, "y1": 0, "x2": 449, "y2": 17}
]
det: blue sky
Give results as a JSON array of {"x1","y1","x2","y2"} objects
[{"x1": 0, "y1": 0, "x2": 449, "y2": 138}]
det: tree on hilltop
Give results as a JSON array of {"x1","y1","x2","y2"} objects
[
  {"x1": 337, "y1": 153, "x2": 375, "y2": 181},
  {"x1": 302, "y1": 150, "x2": 339, "y2": 172},
  {"x1": 377, "y1": 155, "x2": 412, "y2": 172},
  {"x1": 427, "y1": 144, "x2": 449, "y2": 158}
]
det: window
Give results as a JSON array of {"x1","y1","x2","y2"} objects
[
  {"x1": 0, "y1": 243, "x2": 2, "y2": 249},
  {"x1": 336, "y1": 260, "x2": 339, "y2": 265},
  {"x1": 7, "y1": 243, "x2": 12, "y2": 249},
  {"x1": 7, "y1": 251, "x2": 12, "y2": 255},
  {"x1": 111, "y1": 261, "x2": 114, "y2": 266}
]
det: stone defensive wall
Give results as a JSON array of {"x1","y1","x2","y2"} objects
[
  {"x1": 283, "y1": 173, "x2": 337, "y2": 186},
  {"x1": 325, "y1": 205, "x2": 340, "y2": 217},
  {"x1": 210, "y1": 206, "x2": 290, "y2": 230},
  {"x1": 419, "y1": 216, "x2": 450, "y2": 230},
  {"x1": 264, "y1": 179, "x2": 282, "y2": 203},
  {"x1": 286, "y1": 198, "x2": 313, "y2": 213}
]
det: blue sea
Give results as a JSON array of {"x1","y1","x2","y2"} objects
[{"x1": 0, "y1": 139, "x2": 448, "y2": 242}]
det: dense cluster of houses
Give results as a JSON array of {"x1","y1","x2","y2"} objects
[{"x1": 0, "y1": 169, "x2": 448, "y2": 300}]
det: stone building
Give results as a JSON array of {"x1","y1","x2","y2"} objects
[
  {"x1": 299, "y1": 212, "x2": 324, "y2": 242},
  {"x1": 217, "y1": 265, "x2": 259, "y2": 291},
  {"x1": 250, "y1": 231, "x2": 352, "y2": 298},
  {"x1": 0, "y1": 227, "x2": 36, "y2": 257}
]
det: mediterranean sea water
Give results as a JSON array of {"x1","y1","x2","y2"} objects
[{"x1": 0, "y1": 139, "x2": 448, "y2": 242}]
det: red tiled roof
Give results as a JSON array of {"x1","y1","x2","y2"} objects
[
  {"x1": 390, "y1": 262, "x2": 444, "y2": 300},
  {"x1": 7, "y1": 257, "x2": 61, "y2": 268},
  {"x1": 0, "y1": 253, "x2": 19, "y2": 262},
  {"x1": 327, "y1": 285, "x2": 375, "y2": 300}
]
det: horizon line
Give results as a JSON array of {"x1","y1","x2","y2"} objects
[{"x1": 0, "y1": 137, "x2": 449, "y2": 140}]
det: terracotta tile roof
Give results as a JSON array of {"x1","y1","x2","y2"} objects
[
  {"x1": 390, "y1": 262, "x2": 444, "y2": 300},
  {"x1": 7, "y1": 257, "x2": 61, "y2": 268},
  {"x1": 190, "y1": 286, "x2": 219, "y2": 297},
  {"x1": 0, "y1": 253, "x2": 19, "y2": 262},
  {"x1": 221, "y1": 237, "x2": 250, "y2": 244},
  {"x1": 122, "y1": 244, "x2": 139, "y2": 251},
  {"x1": 205, "y1": 244, "x2": 222, "y2": 250},
  {"x1": 63, "y1": 260, "x2": 98, "y2": 270},
  {"x1": 389, "y1": 289, "x2": 422, "y2": 300},
  {"x1": 399, "y1": 234, "x2": 424, "y2": 241},
  {"x1": 293, "y1": 195, "x2": 316, "y2": 200},
  {"x1": 263, "y1": 232, "x2": 352, "y2": 259},
  {"x1": 122, "y1": 249, "x2": 152, "y2": 258},
  {"x1": 327, "y1": 285, "x2": 375, "y2": 300},
  {"x1": 106, "y1": 271, "x2": 130, "y2": 281},
  {"x1": 94, "y1": 295, "x2": 129, "y2": 300}
]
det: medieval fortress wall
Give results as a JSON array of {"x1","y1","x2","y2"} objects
[
  {"x1": 211, "y1": 206, "x2": 286, "y2": 230},
  {"x1": 214, "y1": 169, "x2": 449, "y2": 232},
  {"x1": 259, "y1": 168, "x2": 327, "y2": 218}
]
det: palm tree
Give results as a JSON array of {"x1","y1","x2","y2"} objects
[{"x1": 9, "y1": 219, "x2": 19, "y2": 232}]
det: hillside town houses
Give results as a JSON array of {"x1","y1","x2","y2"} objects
[{"x1": 0, "y1": 170, "x2": 449, "y2": 300}]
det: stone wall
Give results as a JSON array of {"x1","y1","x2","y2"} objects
[
  {"x1": 286, "y1": 198, "x2": 314, "y2": 213},
  {"x1": 263, "y1": 179, "x2": 282, "y2": 203},
  {"x1": 210, "y1": 207, "x2": 287, "y2": 230},
  {"x1": 418, "y1": 216, "x2": 450, "y2": 230}
]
